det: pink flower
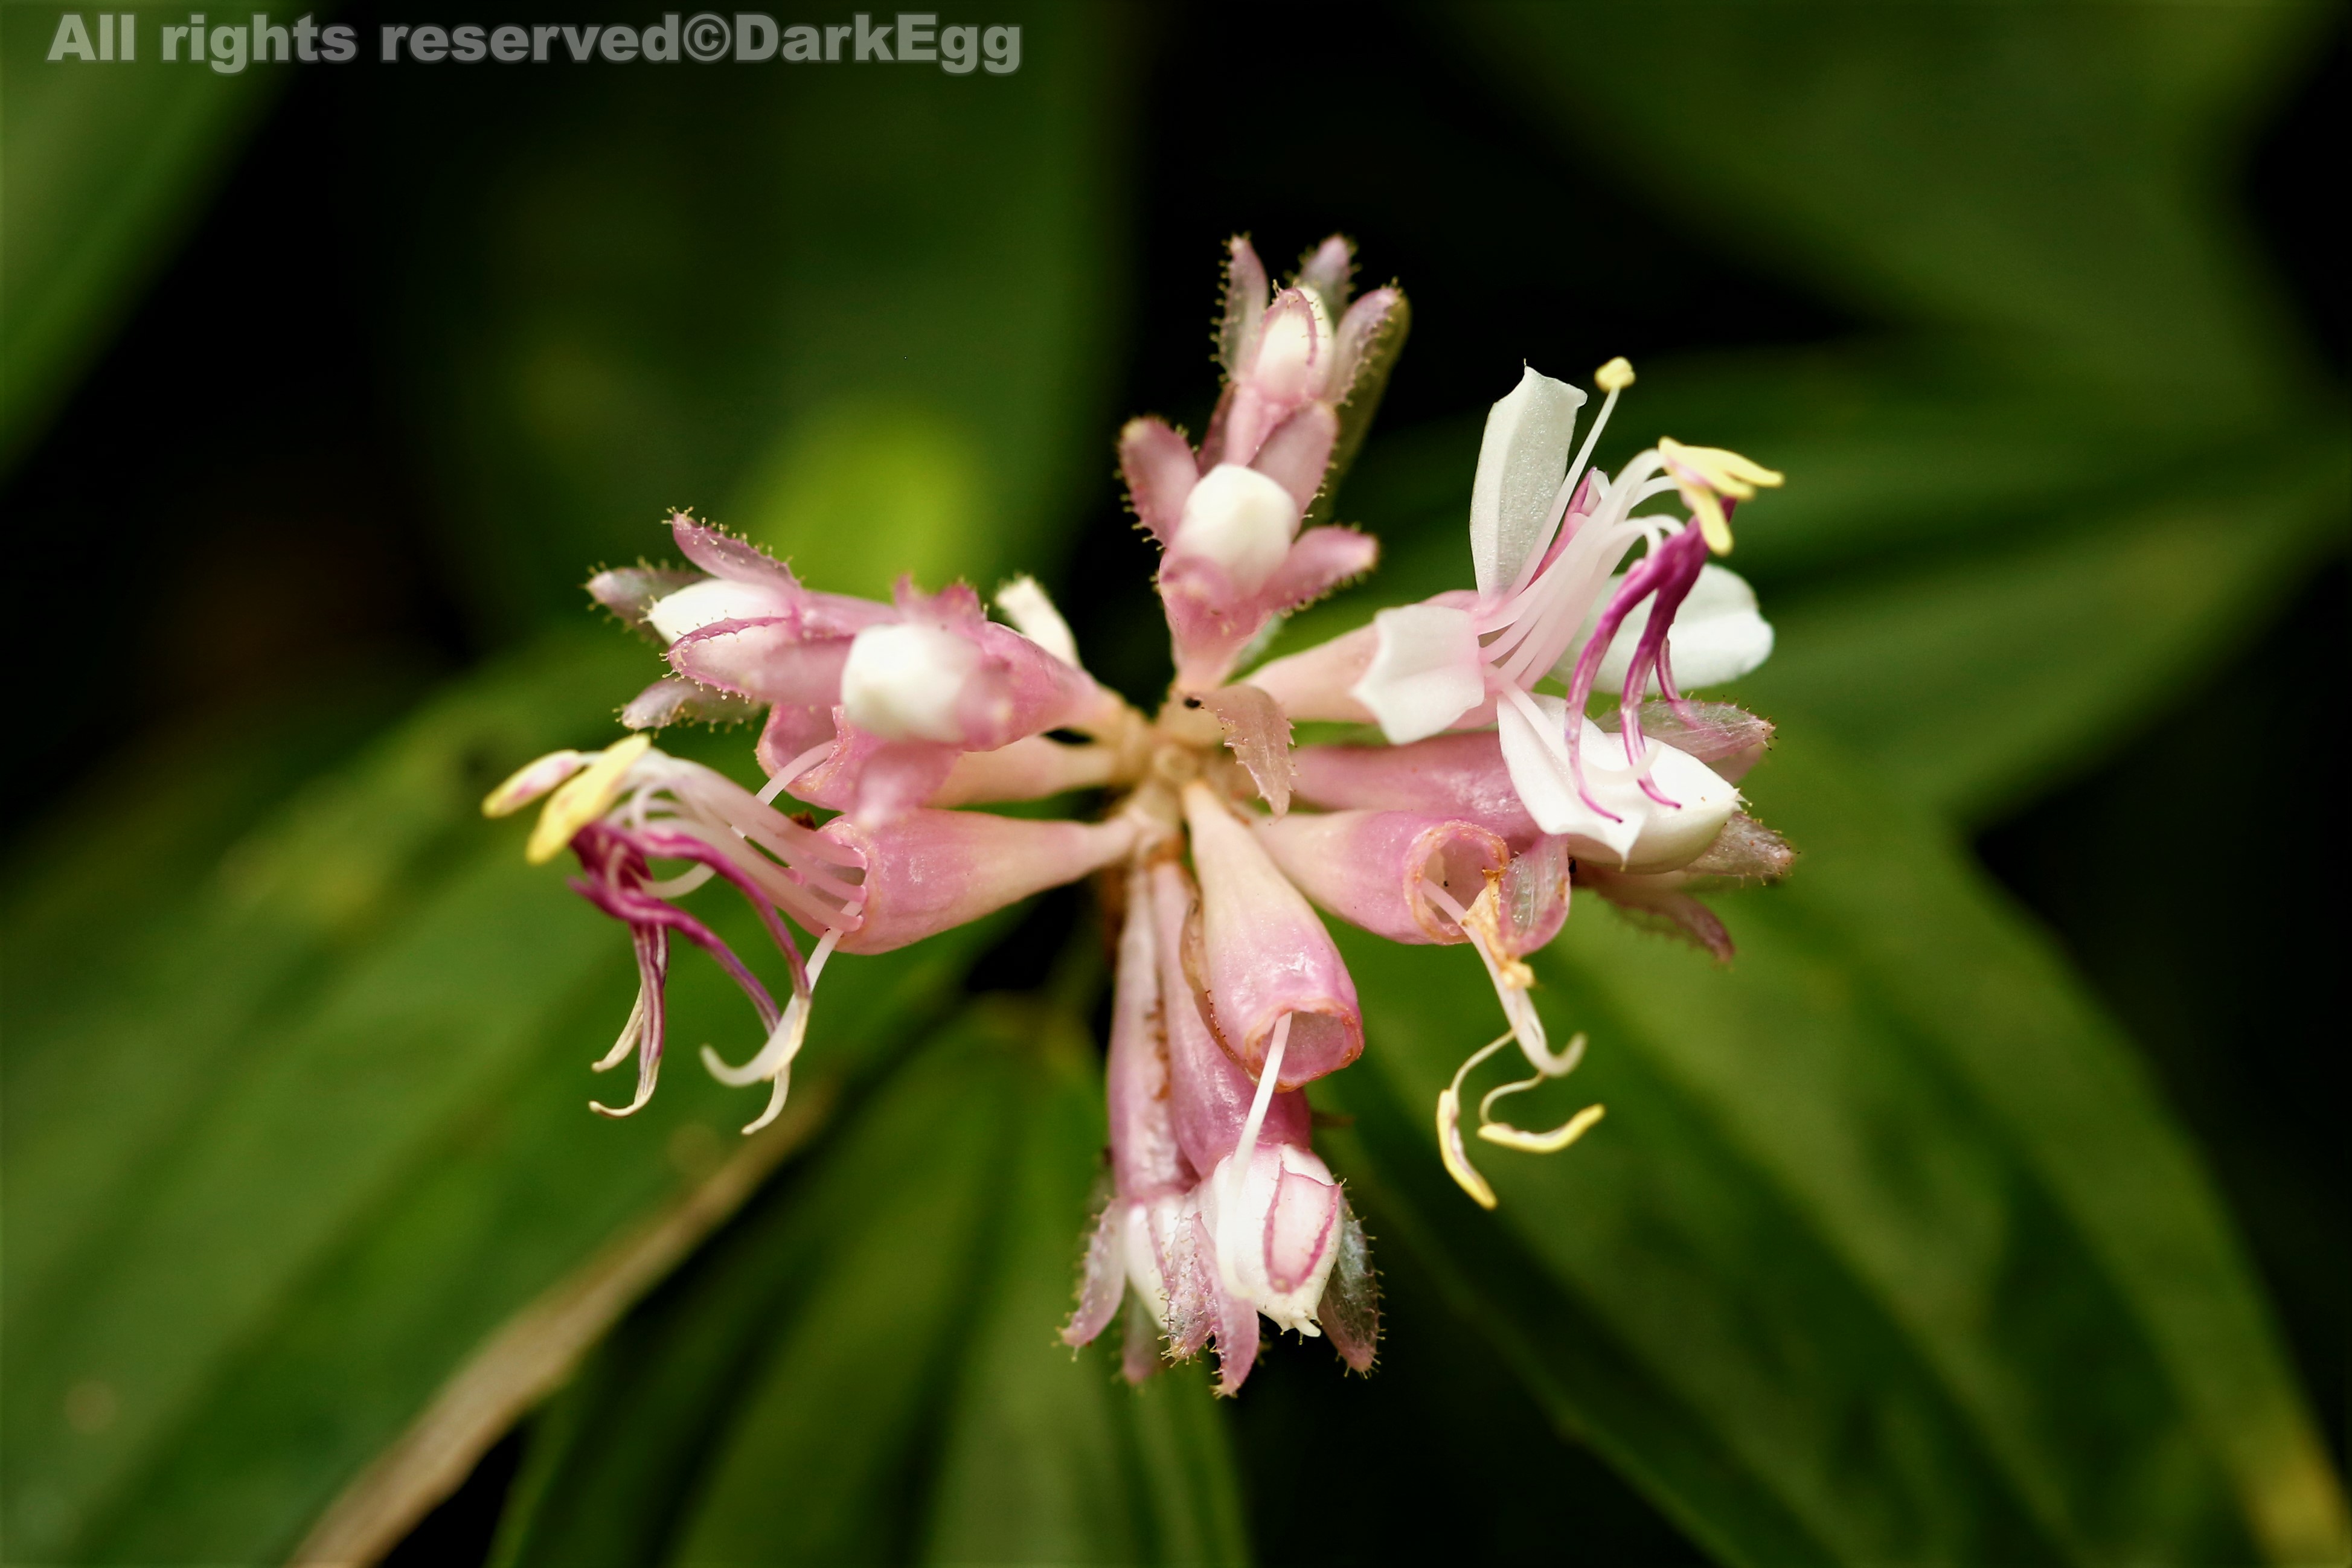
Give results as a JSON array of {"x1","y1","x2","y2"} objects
[{"x1": 490, "y1": 231, "x2": 1795, "y2": 1388}]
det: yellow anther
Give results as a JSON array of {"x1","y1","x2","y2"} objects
[
  {"x1": 526, "y1": 734, "x2": 653, "y2": 864},
  {"x1": 1594, "y1": 356, "x2": 1635, "y2": 392},
  {"x1": 1478, "y1": 1102, "x2": 1606, "y2": 1154},
  {"x1": 483, "y1": 749, "x2": 588, "y2": 819},
  {"x1": 1687, "y1": 487, "x2": 1735, "y2": 555},
  {"x1": 1659, "y1": 438, "x2": 1782, "y2": 555},
  {"x1": 1437, "y1": 1085, "x2": 1499, "y2": 1209},
  {"x1": 1658, "y1": 438, "x2": 1784, "y2": 499}
]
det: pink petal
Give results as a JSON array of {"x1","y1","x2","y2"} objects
[
  {"x1": 1251, "y1": 402, "x2": 1338, "y2": 514},
  {"x1": 1181, "y1": 786, "x2": 1363, "y2": 1087},
  {"x1": 1218, "y1": 235, "x2": 1269, "y2": 377},
  {"x1": 1149, "y1": 861, "x2": 1313, "y2": 1174},
  {"x1": 668, "y1": 622, "x2": 851, "y2": 705},
  {"x1": 1260, "y1": 526, "x2": 1377, "y2": 611},
  {"x1": 1120, "y1": 417, "x2": 1200, "y2": 544},
  {"x1": 1331, "y1": 286, "x2": 1402, "y2": 400},
  {"x1": 618, "y1": 676, "x2": 758, "y2": 731},
  {"x1": 1295, "y1": 234, "x2": 1353, "y2": 309},
  {"x1": 670, "y1": 512, "x2": 801, "y2": 594},
  {"x1": 1255, "y1": 810, "x2": 1507, "y2": 946},
  {"x1": 1062, "y1": 1200, "x2": 1127, "y2": 1349},
  {"x1": 1107, "y1": 871, "x2": 1192, "y2": 1199},
  {"x1": 1262, "y1": 1160, "x2": 1339, "y2": 1294},
  {"x1": 589, "y1": 565, "x2": 704, "y2": 640},
  {"x1": 755, "y1": 703, "x2": 839, "y2": 776},
  {"x1": 1293, "y1": 732, "x2": 1544, "y2": 850}
]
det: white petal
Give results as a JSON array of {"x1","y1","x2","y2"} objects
[
  {"x1": 993, "y1": 575, "x2": 1081, "y2": 667},
  {"x1": 840, "y1": 622, "x2": 977, "y2": 741},
  {"x1": 1351, "y1": 603, "x2": 1485, "y2": 743},
  {"x1": 1497, "y1": 694, "x2": 1739, "y2": 872},
  {"x1": 1171, "y1": 463, "x2": 1301, "y2": 594},
  {"x1": 647, "y1": 578, "x2": 791, "y2": 642},
  {"x1": 1558, "y1": 563, "x2": 1775, "y2": 693},
  {"x1": 1498, "y1": 695, "x2": 1638, "y2": 862},
  {"x1": 1470, "y1": 368, "x2": 1586, "y2": 597}
]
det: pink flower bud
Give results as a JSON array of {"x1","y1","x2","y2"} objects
[
  {"x1": 1146, "y1": 859, "x2": 1312, "y2": 1174},
  {"x1": 1179, "y1": 784, "x2": 1362, "y2": 1087},
  {"x1": 1169, "y1": 464, "x2": 1300, "y2": 595}
]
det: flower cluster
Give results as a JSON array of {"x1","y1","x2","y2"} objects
[{"x1": 487, "y1": 234, "x2": 1792, "y2": 1394}]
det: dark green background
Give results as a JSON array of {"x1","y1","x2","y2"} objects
[{"x1": 3, "y1": 3, "x2": 2342, "y2": 1563}]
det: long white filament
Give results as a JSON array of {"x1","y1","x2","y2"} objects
[
  {"x1": 1216, "y1": 1013, "x2": 1292, "y2": 1298},
  {"x1": 1501, "y1": 376, "x2": 1631, "y2": 601}
]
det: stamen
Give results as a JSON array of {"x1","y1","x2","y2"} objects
[
  {"x1": 758, "y1": 739, "x2": 835, "y2": 804},
  {"x1": 1478, "y1": 1103, "x2": 1606, "y2": 1153},
  {"x1": 592, "y1": 990, "x2": 647, "y2": 1072},
  {"x1": 1217, "y1": 1013, "x2": 1291, "y2": 1296},
  {"x1": 482, "y1": 749, "x2": 589, "y2": 819},
  {"x1": 1437, "y1": 1032, "x2": 1514, "y2": 1208},
  {"x1": 642, "y1": 865, "x2": 717, "y2": 899},
  {"x1": 527, "y1": 735, "x2": 653, "y2": 863},
  {"x1": 705, "y1": 928, "x2": 842, "y2": 1134}
]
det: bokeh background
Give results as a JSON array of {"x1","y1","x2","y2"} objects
[{"x1": 4, "y1": 2, "x2": 2344, "y2": 1563}]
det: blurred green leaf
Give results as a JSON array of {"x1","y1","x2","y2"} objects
[
  {"x1": 1454, "y1": 1, "x2": 2330, "y2": 417},
  {"x1": 493, "y1": 1002, "x2": 1249, "y2": 1567},
  {"x1": 0, "y1": 636, "x2": 995, "y2": 1562},
  {"x1": 0, "y1": 9, "x2": 280, "y2": 471},
  {"x1": 1734, "y1": 426, "x2": 2348, "y2": 823},
  {"x1": 366, "y1": 1, "x2": 1132, "y2": 634},
  {"x1": 1317, "y1": 729, "x2": 2344, "y2": 1566}
]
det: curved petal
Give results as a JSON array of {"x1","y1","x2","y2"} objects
[
  {"x1": 669, "y1": 622, "x2": 851, "y2": 705},
  {"x1": 1470, "y1": 368, "x2": 1586, "y2": 596},
  {"x1": 1351, "y1": 603, "x2": 1485, "y2": 744},
  {"x1": 1120, "y1": 416, "x2": 1200, "y2": 544}
]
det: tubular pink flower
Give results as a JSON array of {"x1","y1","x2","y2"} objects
[
  {"x1": 820, "y1": 808, "x2": 1141, "y2": 956},
  {"x1": 1254, "y1": 810, "x2": 1508, "y2": 946},
  {"x1": 1179, "y1": 782, "x2": 1363, "y2": 1088},
  {"x1": 1146, "y1": 859, "x2": 1376, "y2": 1389},
  {"x1": 1065, "y1": 863, "x2": 1203, "y2": 1383},
  {"x1": 1147, "y1": 858, "x2": 1313, "y2": 1173}
]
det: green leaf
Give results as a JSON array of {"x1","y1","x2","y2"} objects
[
  {"x1": 492, "y1": 1002, "x2": 1250, "y2": 1567},
  {"x1": 1314, "y1": 728, "x2": 2345, "y2": 1565},
  {"x1": 1732, "y1": 426, "x2": 2349, "y2": 823},
  {"x1": 359, "y1": 1, "x2": 1132, "y2": 634},
  {"x1": 1452, "y1": 2, "x2": 2331, "y2": 415},
  {"x1": 0, "y1": 9, "x2": 281, "y2": 471},
  {"x1": 0, "y1": 637, "x2": 996, "y2": 1563}
]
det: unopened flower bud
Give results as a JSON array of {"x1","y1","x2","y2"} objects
[
  {"x1": 839, "y1": 622, "x2": 980, "y2": 742},
  {"x1": 1249, "y1": 288, "x2": 1330, "y2": 405},
  {"x1": 646, "y1": 577, "x2": 791, "y2": 642},
  {"x1": 1171, "y1": 463, "x2": 1301, "y2": 595}
]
